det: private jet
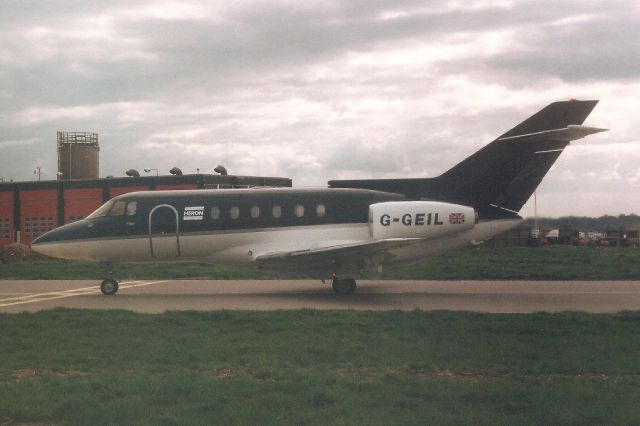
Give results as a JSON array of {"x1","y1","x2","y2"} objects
[{"x1": 31, "y1": 100, "x2": 606, "y2": 295}]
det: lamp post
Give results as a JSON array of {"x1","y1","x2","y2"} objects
[{"x1": 144, "y1": 168, "x2": 158, "y2": 176}]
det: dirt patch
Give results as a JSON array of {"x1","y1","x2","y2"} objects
[
  {"x1": 0, "y1": 416, "x2": 51, "y2": 426},
  {"x1": 214, "y1": 368, "x2": 236, "y2": 380},
  {"x1": 8, "y1": 369, "x2": 88, "y2": 384},
  {"x1": 339, "y1": 367, "x2": 637, "y2": 382}
]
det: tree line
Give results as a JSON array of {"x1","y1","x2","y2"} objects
[{"x1": 522, "y1": 214, "x2": 640, "y2": 231}]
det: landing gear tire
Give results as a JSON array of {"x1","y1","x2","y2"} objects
[
  {"x1": 332, "y1": 278, "x2": 356, "y2": 295},
  {"x1": 100, "y1": 278, "x2": 119, "y2": 296}
]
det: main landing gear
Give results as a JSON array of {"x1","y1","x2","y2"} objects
[
  {"x1": 100, "y1": 262, "x2": 119, "y2": 296},
  {"x1": 331, "y1": 277, "x2": 357, "y2": 295}
]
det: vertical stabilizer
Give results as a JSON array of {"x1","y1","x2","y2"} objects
[{"x1": 329, "y1": 100, "x2": 604, "y2": 217}]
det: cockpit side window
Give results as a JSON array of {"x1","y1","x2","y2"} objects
[
  {"x1": 109, "y1": 200, "x2": 127, "y2": 216},
  {"x1": 126, "y1": 201, "x2": 137, "y2": 216}
]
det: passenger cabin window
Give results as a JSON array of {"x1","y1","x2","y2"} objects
[
  {"x1": 294, "y1": 204, "x2": 304, "y2": 218},
  {"x1": 272, "y1": 205, "x2": 282, "y2": 219},
  {"x1": 316, "y1": 204, "x2": 326, "y2": 217},
  {"x1": 126, "y1": 201, "x2": 137, "y2": 216},
  {"x1": 230, "y1": 206, "x2": 240, "y2": 220},
  {"x1": 251, "y1": 206, "x2": 260, "y2": 218},
  {"x1": 211, "y1": 207, "x2": 220, "y2": 220},
  {"x1": 109, "y1": 200, "x2": 126, "y2": 216}
]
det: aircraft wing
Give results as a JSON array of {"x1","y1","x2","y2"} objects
[{"x1": 254, "y1": 238, "x2": 423, "y2": 273}]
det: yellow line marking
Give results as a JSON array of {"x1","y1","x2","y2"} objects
[
  {"x1": 0, "y1": 280, "x2": 168, "y2": 308},
  {"x1": 118, "y1": 280, "x2": 169, "y2": 290},
  {"x1": 0, "y1": 281, "x2": 145, "y2": 303},
  {"x1": 0, "y1": 286, "x2": 105, "y2": 304}
]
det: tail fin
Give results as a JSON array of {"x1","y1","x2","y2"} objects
[
  {"x1": 329, "y1": 100, "x2": 606, "y2": 218},
  {"x1": 498, "y1": 100, "x2": 600, "y2": 139}
]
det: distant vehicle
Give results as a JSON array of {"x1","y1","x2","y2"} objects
[{"x1": 32, "y1": 100, "x2": 606, "y2": 295}]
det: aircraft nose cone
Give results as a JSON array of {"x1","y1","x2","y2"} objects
[
  {"x1": 31, "y1": 228, "x2": 62, "y2": 257},
  {"x1": 31, "y1": 227, "x2": 62, "y2": 246},
  {"x1": 30, "y1": 240, "x2": 50, "y2": 256},
  {"x1": 31, "y1": 233, "x2": 48, "y2": 246},
  {"x1": 30, "y1": 220, "x2": 92, "y2": 259}
]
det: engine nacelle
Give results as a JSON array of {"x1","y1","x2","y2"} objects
[{"x1": 369, "y1": 201, "x2": 475, "y2": 240}]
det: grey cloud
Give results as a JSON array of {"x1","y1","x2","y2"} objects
[
  {"x1": 123, "y1": 3, "x2": 525, "y2": 77},
  {"x1": 3, "y1": 0, "x2": 626, "y2": 111},
  {"x1": 484, "y1": 14, "x2": 640, "y2": 81},
  {"x1": 0, "y1": 0, "x2": 117, "y2": 24},
  {"x1": 431, "y1": 1, "x2": 640, "y2": 83},
  {"x1": 326, "y1": 138, "x2": 405, "y2": 173}
]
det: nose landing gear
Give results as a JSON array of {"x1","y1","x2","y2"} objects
[{"x1": 100, "y1": 262, "x2": 119, "y2": 296}]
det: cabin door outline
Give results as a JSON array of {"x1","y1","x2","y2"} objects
[{"x1": 148, "y1": 204, "x2": 181, "y2": 258}]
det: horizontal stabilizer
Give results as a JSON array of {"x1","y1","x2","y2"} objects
[
  {"x1": 498, "y1": 100, "x2": 599, "y2": 138},
  {"x1": 498, "y1": 125, "x2": 608, "y2": 143}
]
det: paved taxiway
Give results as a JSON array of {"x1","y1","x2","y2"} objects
[{"x1": 2, "y1": 280, "x2": 640, "y2": 313}]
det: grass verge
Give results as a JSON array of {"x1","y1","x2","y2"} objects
[
  {"x1": 1, "y1": 246, "x2": 640, "y2": 281},
  {"x1": 1, "y1": 309, "x2": 640, "y2": 424}
]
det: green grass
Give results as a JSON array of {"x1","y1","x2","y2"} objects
[
  {"x1": 377, "y1": 246, "x2": 640, "y2": 280},
  {"x1": 1, "y1": 310, "x2": 640, "y2": 424},
  {"x1": 2, "y1": 246, "x2": 640, "y2": 280}
]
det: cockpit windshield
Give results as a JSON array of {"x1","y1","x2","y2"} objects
[
  {"x1": 86, "y1": 200, "x2": 115, "y2": 219},
  {"x1": 86, "y1": 199, "x2": 137, "y2": 219}
]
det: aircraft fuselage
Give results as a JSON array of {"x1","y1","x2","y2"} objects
[{"x1": 31, "y1": 187, "x2": 520, "y2": 271}]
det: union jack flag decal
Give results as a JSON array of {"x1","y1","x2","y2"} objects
[{"x1": 449, "y1": 213, "x2": 465, "y2": 224}]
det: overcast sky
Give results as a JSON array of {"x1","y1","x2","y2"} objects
[{"x1": 1, "y1": 0, "x2": 639, "y2": 217}]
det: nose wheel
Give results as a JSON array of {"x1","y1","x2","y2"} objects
[
  {"x1": 100, "y1": 278, "x2": 119, "y2": 296},
  {"x1": 100, "y1": 262, "x2": 119, "y2": 295}
]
